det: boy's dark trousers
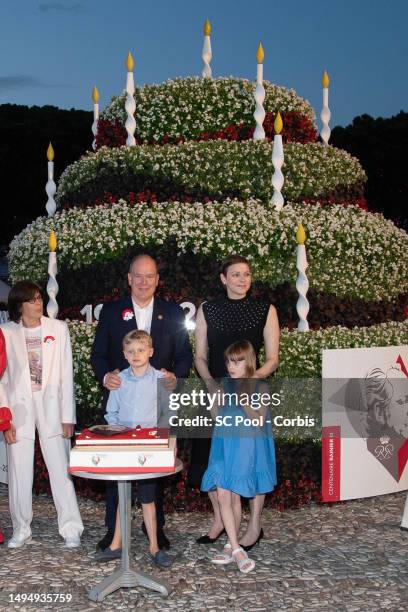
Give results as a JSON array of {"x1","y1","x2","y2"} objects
[{"x1": 105, "y1": 480, "x2": 165, "y2": 531}]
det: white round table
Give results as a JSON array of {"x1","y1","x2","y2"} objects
[{"x1": 71, "y1": 458, "x2": 183, "y2": 602}]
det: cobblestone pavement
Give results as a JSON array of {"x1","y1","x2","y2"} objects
[{"x1": 1, "y1": 484, "x2": 408, "y2": 611}]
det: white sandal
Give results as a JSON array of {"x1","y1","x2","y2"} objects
[
  {"x1": 210, "y1": 543, "x2": 233, "y2": 565},
  {"x1": 232, "y1": 547, "x2": 256, "y2": 574}
]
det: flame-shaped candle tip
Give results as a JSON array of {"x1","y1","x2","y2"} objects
[
  {"x1": 48, "y1": 230, "x2": 57, "y2": 252},
  {"x1": 322, "y1": 70, "x2": 330, "y2": 88},
  {"x1": 126, "y1": 51, "x2": 134, "y2": 72},
  {"x1": 256, "y1": 42, "x2": 264, "y2": 64},
  {"x1": 92, "y1": 85, "x2": 100, "y2": 103},
  {"x1": 47, "y1": 143, "x2": 54, "y2": 161},
  {"x1": 296, "y1": 224, "x2": 306, "y2": 244},
  {"x1": 274, "y1": 111, "x2": 283, "y2": 135}
]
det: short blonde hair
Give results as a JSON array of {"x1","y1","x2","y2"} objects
[{"x1": 123, "y1": 329, "x2": 153, "y2": 348}]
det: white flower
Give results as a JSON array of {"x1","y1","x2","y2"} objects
[{"x1": 9, "y1": 200, "x2": 408, "y2": 302}]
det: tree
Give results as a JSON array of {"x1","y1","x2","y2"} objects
[
  {"x1": 331, "y1": 111, "x2": 408, "y2": 229},
  {"x1": 0, "y1": 104, "x2": 92, "y2": 245}
]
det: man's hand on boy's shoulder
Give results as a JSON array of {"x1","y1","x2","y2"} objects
[
  {"x1": 104, "y1": 369, "x2": 122, "y2": 390},
  {"x1": 160, "y1": 368, "x2": 177, "y2": 392}
]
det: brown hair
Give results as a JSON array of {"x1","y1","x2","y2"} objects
[
  {"x1": 220, "y1": 255, "x2": 251, "y2": 276},
  {"x1": 123, "y1": 329, "x2": 153, "y2": 348},
  {"x1": 8, "y1": 281, "x2": 43, "y2": 323},
  {"x1": 224, "y1": 340, "x2": 256, "y2": 378}
]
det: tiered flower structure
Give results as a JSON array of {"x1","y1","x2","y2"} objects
[
  {"x1": 8, "y1": 76, "x2": 408, "y2": 419},
  {"x1": 10, "y1": 73, "x2": 408, "y2": 510}
]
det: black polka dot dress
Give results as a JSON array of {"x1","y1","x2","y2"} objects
[{"x1": 203, "y1": 296, "x2": 270, "y2": 378}]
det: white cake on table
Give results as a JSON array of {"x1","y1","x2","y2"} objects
[{"x1": 69, "y1": 427, "x2": 176, "y2": 474}]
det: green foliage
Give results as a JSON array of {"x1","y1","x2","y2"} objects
[
  {"x1": 331, "y1": 111, "x2": 408, "y2": 225},
  {"x1": 57, "y1": 141, "x2": 366, "y2": 207},
  {"x1": 10, "y1": 201, "x2": 408, "y2": 301},
  {"x1": 68, "y1": 319, "x2": 408, "y2": 419},
  {"x1": 101, "y1": 77, "x2": 316, "y2": 142},
  {"x1": 0, "y1": 104, "x2": 92, "y2": 244}
]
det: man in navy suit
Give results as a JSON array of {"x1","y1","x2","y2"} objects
[{"x1": 91, "y1": 254, "x2": 192, "y2": 550}]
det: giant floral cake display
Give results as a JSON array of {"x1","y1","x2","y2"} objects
[{"x1": 8, "y1": 75, "x2": 408, "y2": 509}]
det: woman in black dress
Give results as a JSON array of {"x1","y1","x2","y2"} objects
[{"x1": 191, "y1": 255, "x2": 280, "y2": 549}]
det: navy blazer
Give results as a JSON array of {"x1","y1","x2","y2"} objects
[{"x1": 91, "y1": 296, "x2": 193, "y2": 387}]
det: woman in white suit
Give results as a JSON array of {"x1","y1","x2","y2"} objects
[{"x1": 1, "y1": 280, "x2": 83, "y2": 548}]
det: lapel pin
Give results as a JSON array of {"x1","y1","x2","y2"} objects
[
  {"x1": 122, "y1": 308, "x2": 134, "y2": 321},
  {"x1": 158, "y1": 314, "x2": 163, "y2": 320}
]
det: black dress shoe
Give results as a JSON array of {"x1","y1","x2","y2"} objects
[
  {"x1": 94, "y1": 547, "x2": 122, "y2": 562},
  {"x1": 196, "y1": 528, "x2": 226, "y2": 545},
  {"x1": 141, "y1": 523, "x2": 170, "y2": 550},
  {"x1": 96, "y1": 528, "x2": 114, "y2": 551},
  {"x1": 150, "y1": 549, "x2": 173, "y2": 568},
  {"x1": 239, "y1": 528, "x2": 264, "y2": 552}
]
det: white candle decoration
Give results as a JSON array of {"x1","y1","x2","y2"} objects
[
  {"x1": 92, "y1": 86, "x2": 100, "y2": 151},
  {"x1": 125, "y1": 52, "x2": 136, "y2": 147},
  {"x1": 202, "y1": 19, "x2": 212, "y2": 78},
  {"x1": 296, "y1": 224, "x2": 310, "y2": 332},
  {"x1": 253, "y1": 43, "x2": 265, "y2": 141},
  {"x1": 320, "y1": 70, "x2": 331, "y2": 146},
  {"x1": 45, "y1": 143, "x2": 56, "y2": 217},
  {"x1": 47, "y1": 231, "x2": 59, "y2": 319},
  {"x1": 271, "y1": 112, "x2": 284, "y2": 211}
]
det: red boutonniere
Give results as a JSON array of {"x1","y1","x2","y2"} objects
[
  {"x1": 43, "y1": 335, "x2": 55, "y2": 344},
  {"x1": 122, "y1": 308, "x2": 134, "y2": 321}
]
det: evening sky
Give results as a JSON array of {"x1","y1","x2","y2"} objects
[{"x1": 0, "y1": 0, "x2": 406, "y2": 126}]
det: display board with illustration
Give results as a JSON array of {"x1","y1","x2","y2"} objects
[{"x1": 322, "y1": 346, "x2": 408, "y2": 501}]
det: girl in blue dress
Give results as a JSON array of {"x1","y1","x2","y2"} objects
[{"x1": 201, "y1": 340, "x2": 277, "y2": 573}]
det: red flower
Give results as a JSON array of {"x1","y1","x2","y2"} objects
[
  {"x1": 122, "y1": 308, "x2": 134, "y2": 321},
  {"x1": 96, "y1": 111, "x2": 317, "y2": 150}
]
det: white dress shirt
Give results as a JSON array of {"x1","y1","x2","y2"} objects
[{"x1": 132, "y1": 297, "x2": 154, "y2": 333}]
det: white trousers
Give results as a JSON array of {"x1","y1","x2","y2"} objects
[{"x1": 7, "y1": 434, "x2": 83, "y2": 540}]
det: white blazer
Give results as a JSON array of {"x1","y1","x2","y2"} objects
[{"x1": 0, "y1": 316, "x2": 76, "y2": 440}]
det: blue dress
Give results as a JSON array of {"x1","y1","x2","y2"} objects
[{"x1": 201, "y1": 382, "x2": 277, "y2": 498}]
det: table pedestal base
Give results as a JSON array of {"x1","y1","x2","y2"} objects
[
  {"x1": 88, "y1": 566, "x2": 170, "y2": 602},
  {"x1": 88, "y1": 480, "x2": 172, "y2": 602}
]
